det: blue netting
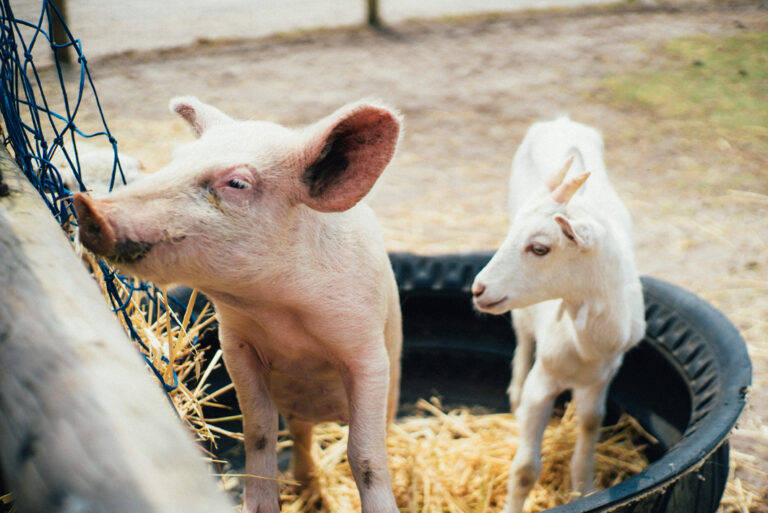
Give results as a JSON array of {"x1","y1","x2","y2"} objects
[{"x1": 0, "y1": 0, "x2": 192, "y2": 394}]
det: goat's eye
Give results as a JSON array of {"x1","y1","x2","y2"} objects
[
  {"x1": 227, "y1": 178, "x2": 249, "y2": 190},
  {"x1": 528, "y1": 242, "x2": 550, "y2": 256}
]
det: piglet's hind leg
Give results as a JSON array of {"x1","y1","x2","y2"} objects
[{"x1": 288, "y1": 419, "x2": 315, "y2": 484}]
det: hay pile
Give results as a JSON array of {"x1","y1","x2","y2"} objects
[
  {"x1": 0, "y1": 492, "x2": 13, "y2": 513},
  {"x1": 277, "y1": 398, "x2": 652, "y2": 513},
  {"x1": 84, "y1": 253, "x2": 239, "y2": 450}
]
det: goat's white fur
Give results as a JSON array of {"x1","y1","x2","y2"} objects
[
  {"x1": 53, "y1": 141, "x2": 143, "y2": 193},
  {"x1": 472, "y1": 117, "x2": 645, "y2": 513}
]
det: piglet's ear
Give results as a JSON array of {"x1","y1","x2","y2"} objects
[
  {"x1": 299, "y1": 102, "x2": 401, "y2": 213},
  {"x1": 170, "y1": 96, "x2": 233, "y2": 138},
  {"x1": 554, "y1": 213, "x2": 597, "y2": 250}
]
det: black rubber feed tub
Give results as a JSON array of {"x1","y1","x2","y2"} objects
[
  {"x1": 391, "y1": 252, "x2": 751, "y2": 513},
  {"x1": 190, "y1": 252, "x2": 751, "y2": 513}
]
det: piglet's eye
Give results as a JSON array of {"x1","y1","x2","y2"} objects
[
  {"x1": 528, "y1": 242, "x2": 550, "y2": 257},
  {"x1": 227, "y1": 179, "x2": 249, "y2": 190}
]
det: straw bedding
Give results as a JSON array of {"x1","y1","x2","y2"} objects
[
  {"x1": 276, "y1": 398, "x2": 652, "y2": 513},
  {"x1": 85, "y1": 254, "x2": 237, "y2": 448}
]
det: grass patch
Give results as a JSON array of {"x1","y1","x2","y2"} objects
[{"x1": 600, "y1": 32, "x2": 768, "y2": 143}]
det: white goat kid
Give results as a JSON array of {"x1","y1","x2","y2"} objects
[{"x1": 471, "y1": 117, "x2": 646, "y2": 513}]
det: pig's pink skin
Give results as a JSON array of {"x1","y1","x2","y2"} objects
[{"x1": 76, "y1": 97, "x2": 403, "y2": 513}]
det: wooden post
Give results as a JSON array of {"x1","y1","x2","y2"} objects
[
  {"x1": 47, "y1": 0, "x2": 72, "y2": 64},
  {"x1": 366, "y1": 0, "x2": 380, "y2": 27},
  {"x1": 0, "y1": 146, "x2": 233, "y2": 512}
]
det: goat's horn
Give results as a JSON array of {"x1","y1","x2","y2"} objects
[
  {"x1": 552, "y1": 172, "x2": 590, "y2": 204},
  {"x1": 546, "y1": 155, "x2": 575, "y2": 191}
]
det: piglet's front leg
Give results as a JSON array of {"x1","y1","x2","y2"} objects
[
  {"x1": 220, "y1": 330, "x2": 280, "y2": 513},
  {"x1": 340, "y1": 344, "x2": 399, "y2": 513}
]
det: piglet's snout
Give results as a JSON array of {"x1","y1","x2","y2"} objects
[{"x1": 73, "y1": 192, "x2": 117, "y2": 257}]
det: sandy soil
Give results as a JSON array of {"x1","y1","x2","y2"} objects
[{"x1": 29, "y1": 1, "x2": 768, "y2": 510}]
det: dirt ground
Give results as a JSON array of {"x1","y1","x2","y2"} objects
[{"x1": 33, "y1": 1, "x2": 767, "y2": 511}]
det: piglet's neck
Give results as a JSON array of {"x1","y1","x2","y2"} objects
[{"x1": 194, "y1": 205, "x2": 350, "y2": 305}]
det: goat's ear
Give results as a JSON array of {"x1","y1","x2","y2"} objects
[
  {"x1": 170, "y1": 96, "x2": 232, "y2": 138},
  {"x1": 554, "y1": 214, "x2": 597, "y2": 249},
  {"x1": 298, "y1": 102, "x2": 401, "y2": 213}
]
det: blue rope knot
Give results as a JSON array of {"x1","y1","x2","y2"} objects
[{"x1": 77, "y1": 54, "x2": 86, "y2": 64}]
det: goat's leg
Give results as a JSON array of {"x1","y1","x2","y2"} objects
[
  {"x1": 503, "y1": 363, "x2": 558, "y2": 513},
  {"x1": 288, "y1": 419, "x2": 315, "y2": 484},
  {"x1": 570, "y1": 383, "x2": 609, "y2": 496},
  {"x1": 509, "y1": 309, "x2": 536, "y2": 413}
]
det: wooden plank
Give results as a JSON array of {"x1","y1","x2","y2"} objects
[{"x1": 0, "y1": 146, "x2": 233, "y2": 513}]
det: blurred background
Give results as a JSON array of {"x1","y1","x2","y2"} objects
[
  {"x1": 12, "y1": 0, "x2": 617, "y2": 58},
  {"x1": 5, "y1": 0, "x2": 766, "y2": 511}
]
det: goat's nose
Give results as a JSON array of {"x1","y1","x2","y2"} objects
[
  {"x1": 73, "y1": 192, "x2": 116, "y2": 257},
  {"x1": 472, "y1": 282, "x2": 486, "y2": 298}
]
